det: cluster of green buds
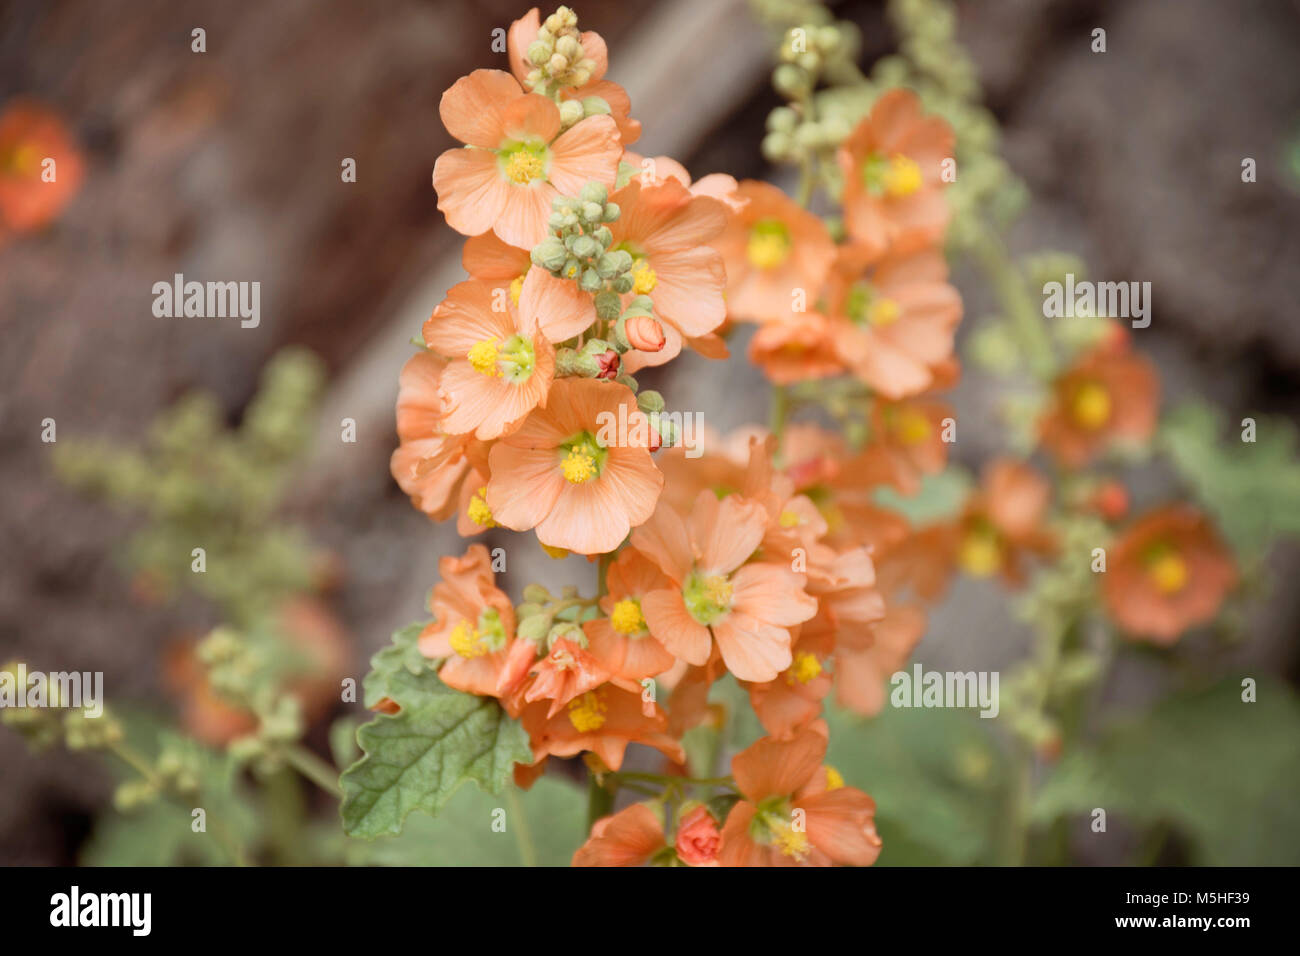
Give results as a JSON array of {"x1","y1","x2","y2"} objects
[
  {"x1": 113, "y1": 738, "x2": 205, "y2": 811},
  {"x1": 762, "y1": 21, "x2": 863, "y2": 171},
  {"x1": 516, "y1": 584, "x2": 601, "y2": 650},
  {"x1": 63, "y1": 708, "x2": 125, "y2": 751},
  {"x1": 198, "y1": 627, "x2": 270, "y2": 711},
  {"x1": 531, "y1": 183, "x2": 624, "y2": 294},
  {"x1": 771, "y1": 21, "x2": 861, "y2": 98},
  {"x1": 523, "y1": 6, "x2": 599, "y2": 96},
  {"x1": 229, "y1": 696, "x2": 305, "y2": 774}
]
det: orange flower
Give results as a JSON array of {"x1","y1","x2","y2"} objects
[
  {"x1": 522, "y1": 636, "x2": 613, "y2": 717},
  {"x1": 955, "y1": 459, "x2": 1056, "y2": 585},
  {"x1": 518, "y1": 683, "x2": 683, "y2": 771},
  {"x1": 838, "y1": 89, "x2": 954, "y2": 248},
  {"x1": 390, "y1": 350, "x2": 485, "y2": 521},
  {"x1": 1039, "y1": 341, "x2": 1159, "y2": 468},
  {"x1": 606, "y1": 178, "x2": 729, "y2": 372},
  {"x1": 462, "y1": 230, "x2": 532, "y2": 285},
  {"x1": 506, "y1": 8, "x2": 641, "y2": 146},
  {"x1": 621, "y1": 151, "x2": 746, "y2": 212},
  {"x1": 582, "y1": 549, "x2": 677, "y2": 688},
  {"x1": 1103, "y1": 506, "x2": 1236, "y2": 643},
  {"x1": 0, "y1": 99, "x2": 84, "y2": 235},
  {"x1": 848, "y1": 397, "x2": 953, "y2": 495},
  {"x1": 572, "y1": 804, "x2": 667, "y2": 867},
  {"x1": 718, "y1": 729, "x2": 881, "y2": 866},
  {"x1": 747, "y1": 313, "x2": 846, "y2": 384},
  {"x1": 432, "y1": 69, "x2": 621, "y2": 248},
  {"x1": 631, "y1": 490, "x2": 816, "y2": 682},
  {"x1": 571, "y1": 802, "x2": 721, "y2": 867},
  {"x1": 746, "y1": 627, "x2": 835, "y2": 740},
  {"x1": 712, "y1": 180, "x2": 836, "y2": 323},
  {"x1": 835, "y1": 603, "x2": 927, "y2": 717},
  {"x1": 486, "y1": 378, "x2": 663, "y2": 554},
  {"x1": 825, "y1": 237, "x2": 962, "y2": 399},
  {"x1": 418, "y1": 545, "x2": 533, "y2": 698},
  {"x1": 422, "y1": 272, "x2": 597, "y2": 440}
]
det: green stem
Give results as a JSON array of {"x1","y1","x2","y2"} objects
[
  {"x1": 282, "y1": 744, "x2": 343, "y2": 798},
  {"x1": 587, "y1": 771, "x2": 616, "y2": 828},
  {"x1": 769, "y1": 384, "x2": 790, "y2": 439},
  {"x1": 969, "y1": 226, "x2": 1056, "y2": 380},
  {"x1": 506, "y1": 787, "x2": 538, "y2": 867}
]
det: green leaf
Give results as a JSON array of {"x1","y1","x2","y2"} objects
[
  {"x1": 362, "y1": 621, "x2": 433, "y2": 708},
  {"x1": 873, "y1": 466, "x2": 973, "y2": 524},
  {"x1": 340, "y1": 649, "x2": 532, "y2": 838},
  {"x1": 824, "y1": 703, "x2": 1006, "y2": 865},
  {"x1": 1033, "y1": 678, "x2": 1300, "y2": 865},
  {"x1": 1160, "y1": 402, "x2": 1300, "y2": 554}
]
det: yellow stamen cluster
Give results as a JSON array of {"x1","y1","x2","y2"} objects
[
  {"x1": 746, "y1": 227, "x2": 791, "y2": 270},
  {"x1": 610, "y1": 598, "x2": 647, "y2": 635},
  {"x1": 896, "y1": 409, "x2": 932, "y2": 445},
  {"x1": 959, "y1": 531, "x2": 1002, "y2": 577},
  {"x1": 508, "y1": 274, "x2": 525, "y2": 305},
  {"x1": 1070, "y1": 381, "x2": 1112, "y2": 430},
  {"x1": 772, "y1": 820, "x2": 811, "y2": 860},
  {"x1": 881, "y1": 154, "x2": 923, "y2": 198},
  {"x1": 561, "y1": 448, "x2": 598, "y2": 484},
  {"x1": 824, "y1": 766, "x2": 845, "y2": 791},
  {"x1": 467, "y1": 486, "x2": 496, "y2": 528},
  {"x1": 630, "y1": 260, "x2": 658, "y2": 294},
  {"x1": 467, "y1": 337, "x2": 501, "y2": 376},
  {"x1": 504, "y1": 150, "x2": 545, "y2": 185},
  {"x1": 789, "y1": 652, "x2": 822, "y2": 684},
  {"x1": 778, "y1": 509, "x2": 801, "y2": 529},
  {"x1": 568, "y1": 690, "x2": 607, "y2": 732},
  {"x1": 1148, "y1": 552, "x2": 1189, "y2": 595},
  {"x1": 868, "y1": 298, "x2": 901, "y2": 326},
  {"x1": 702, "y1": 574, "x2": 733, "y2": 606},
  {"x1": 448, "y1": 620, "x2": 488, "y2": 658}
]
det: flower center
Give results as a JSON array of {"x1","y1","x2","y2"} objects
[
  {"x1": 467, "y1": 486, "x2": 496, "y2": 528},
  {"x1": 502, "y1": 146, "x2": 547, "y2": 184},
  {"x1": 447, "y1": 607, "x2": 508, "y2": 659},
  {"x1": 1147, "y1": 551, "x2": 1189, "y2": 595},
  {"x1": 824, "y1": 766, "x2": 845, "y2": 791},
  {"x1": 1070, "y1": 381, "x2": 1112, "y2": 430},
  {"x1": 751, "y1": 801, "x2": 810, "y2": 861},
  {"x1": 630, "y1": 259, "x2": 658, "y2": 294},
  {"x1": 468, "y1": 337, "x2": 500, "y2": 375},
  {"x1": 469, "y1": 334, "x2": 536, "y2": 382},
  {"x1": 863, "y1": 152, "x2": 923, "y2": 198},
  {"x1": 559, "y1": 433, "x2": 605, "y2": 484},
  {"x1": 959, "y1": 527, "x2": 1002, "y2": 577},
  {"x1": 746, "y1": 219, "x2": 791, "y2": 270},
  {"x1": 845, "y1": 281, "x2": 898, "y2": 326},
  {"x1": 788, "y1": 651, "x2": 822, "y2": 684},
  {"x1": 568, "y1": 690, "x2": 607, "y2": 732},
  {"x1": 895, "y1": 408, "x2": 932, "y2": 445},
  {"x1": 778, "y1": 510, "x2": 801, "y2": 529},
  {"x1": 610, "y1": 598, "x2": 647, "y2": 635},
  {"x1": 509, "y1": 274, "x2": 525, "y2": 305},
  {"x1": 684, "y1": 571, "x2": 734, "y2": 625}
]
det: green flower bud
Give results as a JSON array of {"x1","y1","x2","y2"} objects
[
  {"x1": 517, "y1": 613, "x2": 553, "y2": 643},
  {"x1": 773, "y1": 63, "x2": 809, "y2": 97},
  {"x1": 767, "y1": 106, "x2": 799, "y2": 134},
  {"x1": 572, "y1": 235, "x2": 599, "y2": 259},
  {"x1": 522, "y1": 583, "x2": 552, "y2": 604},
  {"x1": 581, "y1": 95, "x2": 611, "y2": 116},
  {"x1": 531, "y1": 236, "x2": 568, "y2": 271},
  {"x1": 611, "y1": 274, "x2": 634, "y2": 294},
  {"x1": 579, "y1": 268, "x2": 603, "y2": 293},
  {"x1": 636, "y1": 390, "x2": 665, "y2": 414},
  {"x1": 591, "y1": 225, "x2": 612, "y2": 247},
  {"x1": 601, "y1": 201, "x2": 620, "y2": 222},
  {"x1": 594, "y1": 289, "x2": 622, "y2": 319},
  {"x1": 527, "y1": 40, "x2": 552, "y2": 67},
  {"x1": 580, "y1": 181, "x2": 608, "y2": 205},
  {"x1": 558, "y1": 98, "x2": 585, "y2": 127},
  {"x1": 581, "y1": 201, "x2": 604, "y2": 222}
]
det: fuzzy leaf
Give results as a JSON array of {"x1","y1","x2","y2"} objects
[{"x1": 341, "y1": 648, "x2": 532, "y2": 838}]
